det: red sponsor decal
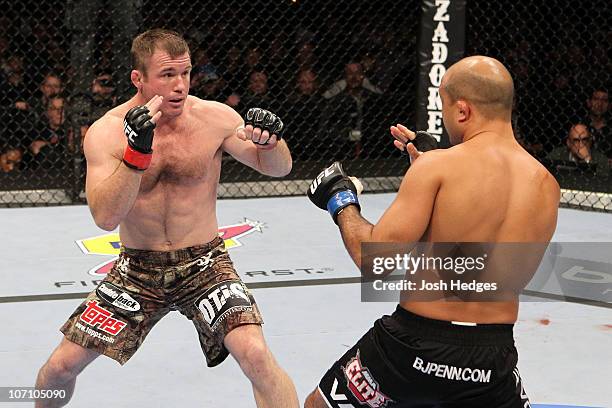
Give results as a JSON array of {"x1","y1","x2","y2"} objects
[
  {"x1": 343, "y1": 350, "x2": 393, "y2": 408},
  {"x1": 79, "y1": 300, "x2": 127, "y2": 336}
]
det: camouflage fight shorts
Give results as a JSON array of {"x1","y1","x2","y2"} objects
[{"x1": 60, "y1": 236, "x2": 263, "y2": 366}]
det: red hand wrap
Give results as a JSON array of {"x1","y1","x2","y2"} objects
[{"x1": 123, "y1": 145, "x2": 152, "y2": 171}]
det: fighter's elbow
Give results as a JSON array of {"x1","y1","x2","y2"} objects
[
  {"x1": 261, "y1": 159, "x2": 292, "y2": 178},
  {"x1": 91, "y1": 209, "x2": 119, "y2": 231},
  {"x1": 97, "y1": 220, "x2": 119, "y2": 232},
  {"x1": 277, "y1": 160, "x2": 292, "y2": 177},
  {"x1": 95, "y1": 217, "x2": 119, "y2": 232}
]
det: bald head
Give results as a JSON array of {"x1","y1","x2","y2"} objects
[{"x1": 442, "y1": 56, "x2": 514, "y2": 121}]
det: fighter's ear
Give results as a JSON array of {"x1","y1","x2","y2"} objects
[
  {"x1": 131, "y1": 70, "x2": 143, "y2": 91},
  {"x1": 456, "y1": 100, "x2": 471, "y2": 123}
]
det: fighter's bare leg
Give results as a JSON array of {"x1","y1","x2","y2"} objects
[
  {"x1": 304, "y1": 388, "x2": 329, "y2": 408},
  {"x1": 35, "y1": 337, "x2": 100, "y2": 408},
  {"x1": 224, "y1": 324, "x2": 299, "y2": 408}
]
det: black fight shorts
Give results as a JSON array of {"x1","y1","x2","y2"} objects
[
  {"x1": 61, "y1": 236, "x2": 263, "y2": 366},
  {"x1": 317, "y1": 306, "x2": 530, "y2": 408}
]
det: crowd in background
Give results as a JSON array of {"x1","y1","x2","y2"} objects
[{"x1": 0, "y1": 0, "x2": 610, "y2": 187}]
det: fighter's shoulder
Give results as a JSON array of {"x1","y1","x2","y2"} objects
[
  {"x1": 533, "y1": 158, "x2": 560, "y2": 197},
  {"x1": 409, "y1": 148, "x2": 453, "y2": 172},
  {"x1": 83, "y1": 103, "x2": 129, "y2": 154},
  {"x1": 190, "y1": 96, "x2": 241, "y2": 120},
  {"x1": 90, "y1": 102, "x2": 131, "y2": 132},
  {"x1": 189, "y1": 96, "x2": 242, "y2": 133}
]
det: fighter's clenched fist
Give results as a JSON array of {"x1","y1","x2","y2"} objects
[{"x1": 236, "y1": 108, "x2": 285, "y2": 150}]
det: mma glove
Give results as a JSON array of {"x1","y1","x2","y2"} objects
[
  {"x1": 122, "y1": 105, "x2": 156, "y2": 171},
  {"x1": 307, "y1": 162, "x2": 362, "y2": 224},
  {"x1": 405, "y1": 131, "x2": 438, "y2": 157},
  {"x1": 244, "y1": 108, "x2": 285, "y2": 145}
]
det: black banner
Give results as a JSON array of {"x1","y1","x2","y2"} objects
[{"x1": 416, "y1": 0, "x2": 467, "y2": 148}]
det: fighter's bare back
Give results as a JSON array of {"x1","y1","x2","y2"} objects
[{"x1": 401, "y1": 132, "x2": 560, "y2": 323}]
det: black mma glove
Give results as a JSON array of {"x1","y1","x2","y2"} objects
[
  {"x1": 244, "y1": 108, "x2": 285, "y2": 145},
  {"x1": 307, "y1": 162, "x2": 362, "y2": 224},
  {"x1": 409, "y1": 131, "x2": 438, "y2": 155},
  {"x1": 123, "y1": 105, "x2": 156, "y2": 171}
]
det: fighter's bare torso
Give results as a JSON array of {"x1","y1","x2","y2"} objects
[
  {"x1": 401, "y1": 133, "x2": 560, "y2": 323},
  {"x1": 88, "y1": 96, "x2": 242, "y2": 250}
]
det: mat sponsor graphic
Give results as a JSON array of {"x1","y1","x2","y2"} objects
[
  {"x1": 243, "y1": 267, "x2": 334, "y2": 278},
  {"x1": 96, "y1": 282, "x2": 140, "y2": 312},
  {"x1": 342, "y1": 350, "x2": 393, "y2": 408},
  {"x1": 196, "y1": 280, "x2": 253, "y2": 331},
  {"x1": 75, "y1": 218, "x2": 264, "y2": 277}
]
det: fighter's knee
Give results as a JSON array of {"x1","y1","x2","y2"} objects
[
  {"x1": 41, "y1": 356, "x2": 79, "y2": 383},
  {"x1": 40, "y1": 340, "x2": 97, "y2": 383},
  {"x1": 236, "y1": 339, "x2": 275, "y2": 381},
  {"x1": 304, "y1": 389, "x2": 326, "y2": 408}
]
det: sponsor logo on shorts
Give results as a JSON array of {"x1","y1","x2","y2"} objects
[
  {"x1": 196, "y1": 280, "x2": 253, "y2": 331},
  {"x1": 74, "y1": 321, "x2": 117, "y2": 344},
  {"x1": 79, "y1": 300, "x2": 127, "y2": 336},
  {"x1": 196, "y1": 253, "x2": 214, "y2": 271},
  {"x1": 96, "y1": 282, "x2": 140, "y2": 312},
  {"x1": 342, "y1": 350, "x2": 393, "y2": 408},
  {"x1": 413, "y1": 356, "x2": 492, "y2": 383}
]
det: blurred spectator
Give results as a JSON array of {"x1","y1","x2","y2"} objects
[
  {"x1": 28, "y1": 95, "x2": 73, "y2": 169},
  {"x1": 584, "y1": 88, "x2": 610, "y2": 161},
  {"x1": 240, "y1": 70, "x2": 276, "y2": 113},
  {"x1": 0, "y1": 53, "x2": 38, "y2": 147},
  {"x1": 267, "y1": 35, "x2": 290, "y2": 65},
  {"x1": 0, "y1": 146, "x2": 23, "y2": 173},
  {"x1": 218, "y1": 45, "x2": 243, "y2": 97},
  {"x1": 323, "y1": 62, "x2": 382, "y2": 99},
  {"x1": 46, "y1": 39, "x2": 68, "y2": 76},
  {"x1": 0, "y1": 55, "x2": 30, "y2": 111},
  {"x1": 359, "y1": 53, "x2": 386, "y2": 93},
  {"x1": 295, "y1": 41, "x2": 318, "y2": 72},
  {"x1": 245, "y1": 46, "x2": 263, "y2": 71},
  {"x1": 265, "y1": 34, "x2": 293, "y2": 95},
  {"x1": 237, "y1": 45, "x2": 264, "y2": 93},
  {"x1": 94, "y1": 38, "x2": 113, "y2": 74},
  {"x1": 284, "y1": 69, "x2": 323, "y2": 160},
  {"x1": 190, "y1": 67, "x2": 235, "y2": 106},
  {"x1": 507, "y1": 46, "x2": 544, "y2": 159},
  {"x1": 547, "y1": 123, "x2": 609, "y2": 178},
  {"x1": 29, "y1": 73, "x2": 63, "y2": 122},
  {"x1": 192, "y1": 48, "x2": 217, "y2": 76},
  {"x1": 68, "y1": 71, "x2": 117, "y2": 145},
  {"x1": 320, "y1": 62, "x2": 383, "y2": 159}
]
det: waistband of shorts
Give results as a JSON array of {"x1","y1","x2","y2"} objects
[
  {"x1": 390, "y1": 305, "x2": 514, "y2": 346},
  {"x1": 121, "y1": 236, "x2": 224, "y2": 265}
]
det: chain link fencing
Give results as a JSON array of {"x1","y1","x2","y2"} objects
[
  {"x1": 0, "y1": 0, "x2": 609, "y2": 210},
  {"x1": 467, "y1": 0, "x2": 611, "y2": 210}
]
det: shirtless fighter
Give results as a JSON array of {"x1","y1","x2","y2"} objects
[
  {"x1": 35, "y1": 29, "x2": 299, "y2": 407},
  {"x1": 305, "y1": 56, "x2": 560, "y2": 407}
]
